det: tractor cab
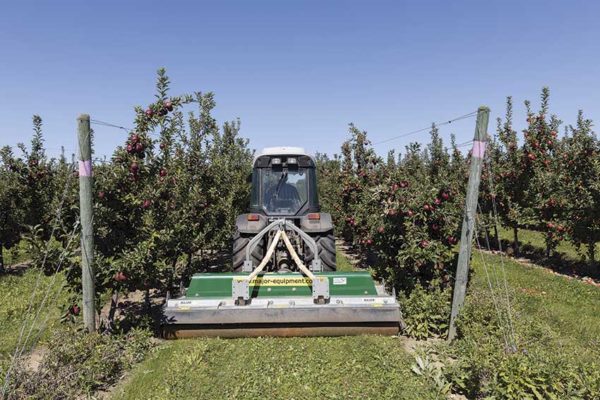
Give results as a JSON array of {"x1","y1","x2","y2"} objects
[{"x1": 250, "y1": 147, "x2": 319, "y2": 217}]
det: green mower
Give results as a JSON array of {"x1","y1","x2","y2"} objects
[{"x1": 163, "y1": 147, "x2": 403, "y2": 338}]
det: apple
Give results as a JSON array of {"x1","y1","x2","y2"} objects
[
  {"x1": 423, "y1": 204, "x2": 431, "y2": 212},
  {"x1": 98, "y1": 191, "x2": 105, "y2": 199},
  {"x1": 126, "y1": 144, "x2": 133, "y2": 153},
  {"x1": 135, "y1": 143, "x2": 144, "y2": 152},
  {"x1": 164, "y1": 100, "x2": 173, "y2": 111},
  {"x1": 131, "y1": 133, "x2": 140, "y2": 143},
  {"x1": 145, "y1": 108, "x2": 154, "y2": 117},
  {"x1": 419, "y1": 240, "x2": 429, "y2": 248},
  {"x1": 434, "y1": 198, "x2": 442, "y2": 205},
  {"x1": 527, "y1": 153, "x2": 536, "y2": 161},
  {"x1": 70, "y1": 304, "x2": 80, "y2": 315},
  {"x1": 114, "y1": 272, "x2": 127, "y2": 282},
  {"x1": 441, "y1": 192, "x2": 450, "y2": 200},
  {"x1": 406, "y1": 210, "x2": 414, "y2": 217},
  {"x1": 160, "y1": 142, "x2": 166, "y2": 150},
  {"x1": 142, "y1": 199, "x2": 152, "y2": 209},
  {"x1": 130, "y1": 162, "x2": 139, "y2": 173},
  {"x1": 366, "y1": 239, "x2": 373, "y2": 245},
  {"x1": 378, "y1": 226, "x2": 385, "y2": 233},
  {"x1": 159, "y1": 169, "x2": 167, "y2": 177},
  {"x1": 399, "y1": 180, "x2": 409, "y2": 188}
]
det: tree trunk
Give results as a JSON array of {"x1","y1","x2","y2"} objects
[
  {"x1": 107, "y1": 289, "x2": 119, "y2": 331},
  {"x1": 0, "y1": 244, "x2": 4, "y2": 273},
  {"x1": 144, "y1": 288, "x2": 151, "y2": 315},
  {"x1": 493, "y1": 224, "x2": 499, "y2": 250},
  {"x1": 589, "y1": 238, "x2": 596, "y2": 264},
  {"x1": 513, "y1": 226, "x2": 519, "y2": 257}
]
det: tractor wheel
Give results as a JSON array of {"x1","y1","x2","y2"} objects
[
  {"x1": 232, "y1": 231, "x2": 264, "y2": 272},
  {"x1": 305, "y1": 231, "x2": 337, "y2": 271}
]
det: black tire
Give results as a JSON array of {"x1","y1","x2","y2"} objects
[
  {"x1": 305, "y1": 231, "x2": 337, "y2": 271},
  {"x1": 232, "y1": 231, "x2": 264, "y2": 272}
]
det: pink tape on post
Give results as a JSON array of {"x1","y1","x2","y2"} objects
[
  {"x1": 472, "y1": 140, "x2": 486, "y2": 159},
  {"x1": 79, "y1": 160, "x2": 93, "y2": 177}
]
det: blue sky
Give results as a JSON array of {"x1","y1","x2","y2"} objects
[{"x1": 0, "y1": 1, "x2": 598, "y2": 159}]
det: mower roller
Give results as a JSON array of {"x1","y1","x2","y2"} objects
[{"x1": 162, "y1": 147, "x2": 403, "y2": 338}]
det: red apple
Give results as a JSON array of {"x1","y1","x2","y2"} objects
[
  {"x1": 98, "y1": 191, "x2": 105, "y2": 199},
  {"x1": 164, "y1": 100, "x2": 173, "y2": 111},
  {"x1": 441, "y1": 192, "x2": 450, "y2": 201},
  {"x1": 159, "y1": 169, "x2": 167, "y2": 177},
  {"x1": 135, "y1": 143, "x2": 144, "y2": 152},
  {"x1": 70, "y1": 304, "x2": 80, "y2": 315},
  {"x1": 378, "y1": 226, "x2": 385, "y2": 233},
  {"x1": 114, "y1": 272, "x2": 127, "y2": 282},
  {"x1": 423, "y1": 204, "x2": 431, "y2": 212},
  {"x1": 419, "y1": 240, "x2": 429, "y2": 248},
  {"x1": 145, "y1": 108, "x2": 154, "y2": 117},
  {"x1": 126, "y1": 144, "x2": 133, "y2": 153},
  {"x1": 142, "y1": 199, "x2": 152, "y2": 209}
]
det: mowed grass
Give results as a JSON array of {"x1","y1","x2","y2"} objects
[
  {"x1": 113, "y1": 336, "x2": 440, "y2": 400},
  {"x1": 336, "y1": 252, "x2": 355, "y2": 271},
  {"x1": 470, "y1": 250, "x2": 600, "y2": 359},
  {"x1": 0, "y1": 269, "x2": 70, "y2": 359}
]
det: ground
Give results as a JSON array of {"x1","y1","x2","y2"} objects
[
  {"x1": 1, "y1": 230, "x2": 599, "y2": 399},
  {"x1": 112, "y1": 336, "x2": 441, "y2": 400}
]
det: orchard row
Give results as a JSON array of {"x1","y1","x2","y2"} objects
[{"x1": 1, "y1": 77, "x2": 598, "y2": 303}]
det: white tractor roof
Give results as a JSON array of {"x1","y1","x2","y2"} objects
[{"x1": 254, "y1": 147, "x2": 315, "y2": 164}]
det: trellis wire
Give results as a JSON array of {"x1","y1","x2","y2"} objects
[
  {"x1": 373, "y1": 111, "x2": 477, "y2": 145},
  {"x1": 1, "y1": 162, "x2": 78, "y2": 396}
]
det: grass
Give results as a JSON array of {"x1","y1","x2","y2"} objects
[
  {"x1": 496, "y1": 225, "x2": 600, "y2": 261},
  {"x1": 0, "y1": 269, "x2": 70, "y2": 359},
  {"x1": 470, "y1": 250, "x2": 600, "y2": 357},
  {"x1": 113, "y1": 336, "x2": 440, "y2": 400},
  {"x1": 2, "y1": 245, "x2": 597, "y2": 398},
  {"x1": 336, "y1": 252, "x2": 355, "y2": 271},
  {"x1": 2, "y1": 241, "x2": 30, "y2": 267}
]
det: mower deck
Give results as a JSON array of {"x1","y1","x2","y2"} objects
[{"x1": 162, "y1": 272, "x2": 402, "y2": 338}]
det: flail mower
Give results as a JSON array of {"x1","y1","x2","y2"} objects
[{"x1": 163, "y1": 147, "x2": 402, "y2": 338}]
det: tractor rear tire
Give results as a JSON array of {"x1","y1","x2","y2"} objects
[
  {"x1": 232, "y1": 231, "x2": 264, "y2": 272},
  {"x1": 306, "y1": 231, "x2": 337, "y2": 271}
]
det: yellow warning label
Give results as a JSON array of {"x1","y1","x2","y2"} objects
[{"x1": 234, "y1": 277, "x2": 314, "y2": 286}]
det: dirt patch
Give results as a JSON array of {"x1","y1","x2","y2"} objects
[{"x1": 23, "y1": 346, "x2": 47, "y2": 372}]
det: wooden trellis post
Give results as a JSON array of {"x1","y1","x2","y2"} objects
[{"x1": 447, "y1": 106, "x2": 490, "y2": 341}]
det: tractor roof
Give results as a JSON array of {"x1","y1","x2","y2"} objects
[{"x1": 254, "y1": 147, "x2": 315, "y2": 164}]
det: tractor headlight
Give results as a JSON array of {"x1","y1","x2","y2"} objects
[
  {"x1": 271, "y1": 157, "x2": 282, "y2": 165},
  {"x1": 286, "y1": 157, "x2": 297, "y2": 164}
]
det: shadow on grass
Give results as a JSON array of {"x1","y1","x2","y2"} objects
[{"x1": 478, "y1": 235, "x2": 600, "y2": 281}]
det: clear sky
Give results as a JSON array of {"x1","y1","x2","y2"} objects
[{"x1": 1, "y1": 0, "x2": 598, "y2": 160}]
